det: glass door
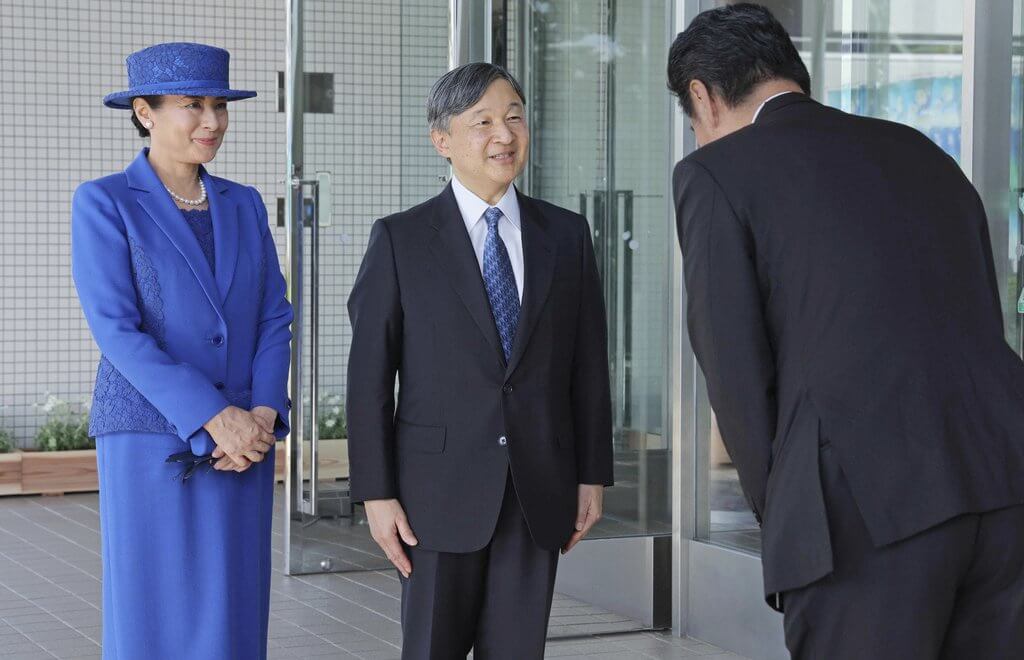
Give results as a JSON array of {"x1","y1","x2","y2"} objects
[
  {"x1": 501, "y1": 0, "x2": 676, "y2": 631},
  {"x1": 283, "y1": 0, "x2": 451, "y2": 575},
  {"x1": 682, "y1": 3, "x2": 975, "y2": 658},
  {"x1": 695, "y1": 0, "x2": 969, "y2": 554},
  {"x1": 507, "y1": 0, "x2": 675, "y2": 544}
]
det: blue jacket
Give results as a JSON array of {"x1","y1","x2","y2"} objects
[{"x1": 72, "y1": 148, "x2": 293, "y2": 454}]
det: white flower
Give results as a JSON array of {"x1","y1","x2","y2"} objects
[
  {"x1": 325, "y1": 419, "x2": 336, "y2": 428},
  {"x1": 41, "y1": 394, "x2": 61, "y2": 413},
  {"x1": 332, "y1": 407, "x2": 340, "y2": 415}
]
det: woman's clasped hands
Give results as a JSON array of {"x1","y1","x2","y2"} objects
[{"x1": 203, "y1": 405, "x2": 277, "y2": 472}]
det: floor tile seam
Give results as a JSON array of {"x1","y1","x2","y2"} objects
[
  {"x1": 27, "y1": 499, "x2": 103, "y2": 538},
  {"x1": 0, "y1": 527, "x2": 103, "y2": 588},
  {"x1": 267, "y1": 616, "x2": 370, "y2": 655},
  {"x1": 289, "y1": 574, "x2": 402, "y2": 623},
  {"x1": 274, "y1": 585, "x2": 402, "y2": 652},
  {"x1": 0, "y1": 547, "x2": 103, "y2": 623},
  {"x1": 7, "y1": 510, "x2": 102, "y2": 559},
  {"x1": 0, "y1": 613, "x2": 73, "y2": 658},
  {"x1": 330, "y1": 571, "x2": 402, "y2": 603}
]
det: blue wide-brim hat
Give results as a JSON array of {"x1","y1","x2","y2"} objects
[{"x1": 103, "y1": 42, "x2": 257, "y2": 109}]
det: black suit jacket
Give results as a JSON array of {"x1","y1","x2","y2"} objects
[
  {"x1": 674, "y1": 93, "x2": 1024, "y2": 600},
  {"x1": 346, "y1": 183, "x2": 613, "y2": 553}
]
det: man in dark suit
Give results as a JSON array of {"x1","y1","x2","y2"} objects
[
  {"x1": 346, "y1": 62, "x2": 613, "y2": 659},
  {"x1": 669, "y1": 5, "x2": 1024, "y2": 659}
]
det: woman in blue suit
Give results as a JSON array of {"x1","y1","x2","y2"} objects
[{"x1": 72, "y1": 43, "x2": 292, "y2": 660}]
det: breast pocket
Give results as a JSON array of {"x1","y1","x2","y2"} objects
[{"x1": 395, "y1": 420, "x2": 446, "y2": 454}]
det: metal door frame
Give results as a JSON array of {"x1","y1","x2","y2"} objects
[{"x1": 283, "y1": 0, "x2": 304, "y2": 576}]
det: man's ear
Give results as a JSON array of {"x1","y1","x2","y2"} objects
[
  {"x1": 430, "y1": 128, "x2": 451, "y2": 160},
  {"x1": 688, "y1": 79, "x2": 720, "y2": 128}
]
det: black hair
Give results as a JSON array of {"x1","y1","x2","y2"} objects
[
  {"x1": 130, "y1": 95, "x2": 164, "y2": 138},
  {"x1": 667, "y1": 3, "x2": 811, "y2": 117},
  {"x1": 427, "y1": 62, "x2": 525, "y2": 132}
]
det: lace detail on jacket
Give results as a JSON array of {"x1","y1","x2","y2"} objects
[{"x1": 88, "y1": 235, "x2": 247, "y2": 438}]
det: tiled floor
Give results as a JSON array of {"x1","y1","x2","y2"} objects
[{"x1": 0, "y1": 491, "x2": 748, "y2": 659}]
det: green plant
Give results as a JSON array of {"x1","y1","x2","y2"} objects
[
  {"x1": 33, "y1": 395, "x2": 94, "y2": 452},
  {"x1": 0, "y1": 429, "x2": 13, "y2": 454},
  {"x1": 318, "y1": 393, "x2": 347, "y2": 440}
]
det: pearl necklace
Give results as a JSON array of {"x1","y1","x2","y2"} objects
[{"x1": 165, "y1": 178, "x2": 207, "y2": 207}]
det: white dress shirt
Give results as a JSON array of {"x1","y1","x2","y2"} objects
[
  {"x1": 451, "y1": 174, "x2": 525, "y2": 303},
  {"x1": 751, "y1": 90, "x2": 798, "y2": 124}
]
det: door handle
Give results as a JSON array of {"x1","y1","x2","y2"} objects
[{"x1": 289, "y1": 172, "x2": 331, "y2": 516}]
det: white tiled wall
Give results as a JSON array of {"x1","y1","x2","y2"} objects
[{"x1": 0, "y1": 0, "x2": 449, "y2": 446}]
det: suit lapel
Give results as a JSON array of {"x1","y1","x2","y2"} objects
[
  {"x1": 428, "y1": 184, "x2": 507, "y2": 366},
  {"x1": 126, "y1": 149, "x2": 223, "y2": 318},
  {"x1": 504, "y1": 191, "x2": 555, "y2": 377},
  {"x1": 204, "y1": 169, "x2": 240, "y2": 301}
]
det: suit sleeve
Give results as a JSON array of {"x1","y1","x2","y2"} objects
[
  {"x1": 71, "y1": 180, "x2": 229, "y2": 443},
  {"x1": 247, "y1": 186, "x2": 294, "y2": 438},
  {"x1": 571, "y1": 215, "x2": 614, "y2": 486},
  {"x1": 346, "y1": 219, "x2": 403, "y2": 502},
  {"x1": 673, "y1": 160, "x2": 776, "y2": 522}
]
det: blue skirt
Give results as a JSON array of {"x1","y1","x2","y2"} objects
[{"x1": 96, "y1": 432, "x2": 275, "y2": 660}]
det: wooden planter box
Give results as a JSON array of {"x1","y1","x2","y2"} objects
[
  {"x1": 273, "y1": 438, "x2": 349, "y2": 483},
  {"x1": 0, "y1": 437, "x2": 349, "y2": 496},
  {"x1": 0, "y1": 451, "x2": 23, "y2": 495},
  {"x1": 0, "y1": 449, "x2": 100, "y2": 496},
  {"x1": 22, "y1": 449, "x2": 99, "y2": 495}
]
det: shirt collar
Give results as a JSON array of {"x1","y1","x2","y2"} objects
[
  {"x1": 451, "y1": 174, "x2": 522, "y2": 233},
  {"x1": 751, "y1": 90, "x2": 798, "y2": 124}
]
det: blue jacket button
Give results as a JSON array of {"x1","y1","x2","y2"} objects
[
  {"x1": 214, "y1": 382, "x2": 225, "y2": 390},
  {"x1": 212, "y1": 334, "x2": 224, "y2": 347}
]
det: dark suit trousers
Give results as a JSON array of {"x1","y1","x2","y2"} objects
[
  {"x1": 399, "y1": 473, "x2": 559, "y2": 660},
  {"x1": 783, "y1": 443, "x2": 1024, "y2": 660}
]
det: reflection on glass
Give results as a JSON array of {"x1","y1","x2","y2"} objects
[
  {"x1": 508, "y1": 0, "x2": 673, "y2": 537},
  {"x1": 695, "y1": 0, "x2": 966, "y2": 554},
  {"x1": 822, "y1": 1, "x2": 963, "y2": 160},
  {"x1": 288, "y1": 0, "x2": 451, "y2": 574},
  {"x1": 1009, "y1": 1, "x2": 1024, "y2": 355}
]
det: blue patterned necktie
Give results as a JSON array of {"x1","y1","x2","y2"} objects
[{"x1": 482, "y1": 207, "x2": 520, "y2": 361}]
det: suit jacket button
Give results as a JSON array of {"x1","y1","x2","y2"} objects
[
  {"x1": 502, "y1": 385, "x2": 513, "y2": 394},
  {"x1": 212, "y1": 334, "x2": 224, "y2": 347},
  {"x1": 498, "y1": 436, "x2": 508, "y2": 446}
]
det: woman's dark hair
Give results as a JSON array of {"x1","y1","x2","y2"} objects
[
  {"x1": 667, "y1": 3, "x2": 810, "y2": 117},
  {"x1": 130, "y1": 95, "x2": 164, "y2": 138}
]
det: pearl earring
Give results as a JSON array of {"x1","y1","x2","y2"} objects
[{"x1": 144, "y1": 121, "x2": 153, "y2": 129}]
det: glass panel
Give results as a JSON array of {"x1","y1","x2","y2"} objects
[
  {"x1": 693, "y1": 0, "x2": 966, "y2": 553},
  {"x1": 286, "y1": 0, "x2": 450, "y2": 574},
  {"x1": 825, "y1": 1, "x2": 964, "y2": 160},
  {"x1": 1009, "y1": 1, "x2": 1024, "y2": 355},
  {"x1": 508, "y1": 0, "x2": 674, "y2": 538}
]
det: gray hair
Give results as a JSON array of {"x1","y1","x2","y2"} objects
[{"x1": 427, "y1": 62, "x2": 526, "y2": 132}]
